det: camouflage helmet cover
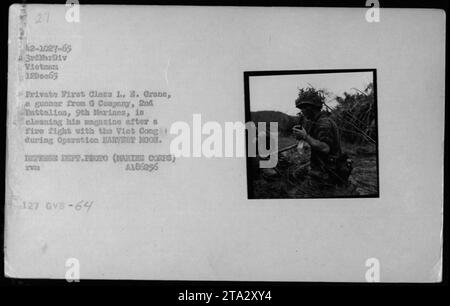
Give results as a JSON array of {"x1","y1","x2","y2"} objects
[
  {"x1": 295, "y1": 87, "x2": 324, "y2": 109},
  {"x1": 295, "y1": 98, "x2": 323, "y2": 109}
]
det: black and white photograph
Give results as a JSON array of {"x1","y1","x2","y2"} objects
[
  {"x1": 246, "y1": 70, "x2": 379, "y2": 199},
  {"x1": 1, "y1": 0, "x2": 446, "y2": 290}
]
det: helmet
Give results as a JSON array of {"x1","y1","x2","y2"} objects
[{"x1": 295, "y1": 97, "x2": 323, "y2": 109}]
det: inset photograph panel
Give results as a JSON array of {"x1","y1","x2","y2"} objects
[{"x1": 245, "y1": 70, "x2": 379, "y2": 199}]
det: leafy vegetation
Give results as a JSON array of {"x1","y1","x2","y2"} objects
[{"x1": 331, "y1": 83, "x2": 376, "y2": 145}]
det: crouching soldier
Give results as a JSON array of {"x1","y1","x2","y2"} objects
[{"x1": 291, "y1": 94, "x2": 356, "y2": 197}]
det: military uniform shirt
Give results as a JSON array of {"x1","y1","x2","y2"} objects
[{"x1": 306, "y1": 111, "x2": 342, "y2": 172}]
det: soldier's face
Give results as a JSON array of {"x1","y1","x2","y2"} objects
[{"x1": 300, "y1": 106, "x2": 316, "y2": 120}]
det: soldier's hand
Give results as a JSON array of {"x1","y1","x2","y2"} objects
[{"x1": 292, "y1": 126, "x2": 307, "y2": 140}]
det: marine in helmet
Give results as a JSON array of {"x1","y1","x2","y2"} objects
[{"x1": 291, "y1": 88, "x2": 351, "y2": 197}]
